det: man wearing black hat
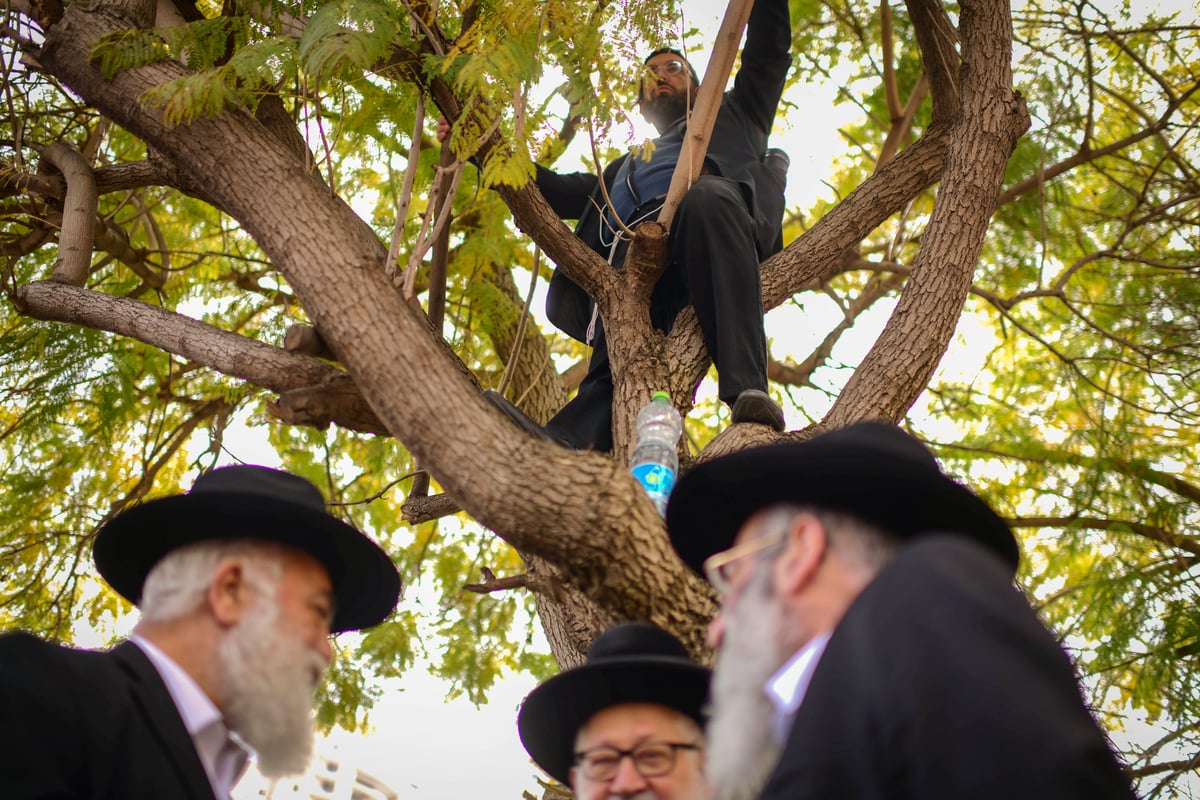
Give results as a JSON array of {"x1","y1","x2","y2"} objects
[
  {"x1": 666, "y1": 422, "x2": 1139, "y2": 800},
  {"x1": 0, "y1": 465, "x2": 402, "y2": 800},
  {"x1": 517, "y1": 621, "x2": 713, "y2": 800}
]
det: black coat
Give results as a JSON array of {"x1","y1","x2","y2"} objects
[
  {"x1": 760, "y1": 536, "x2": 1139, "y2": 800},
  {"x1": 0, "y1": 633, "x2": 218, "y2": 800},
  {"x1": 539, "y1": 0, "x2": 792, "y2": 342}
]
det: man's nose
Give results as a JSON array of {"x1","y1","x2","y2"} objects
[
  {"x1": 609, "y1": 753, "x2": 649, "y2": 795},
  {"x1": 706, "y1": 610, "x2": 726, "y2": 651},
  {"x1": 316, "y1": 634, "x2": 334, "y2": 665}
]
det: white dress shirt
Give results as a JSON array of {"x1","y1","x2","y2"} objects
[
  {"x1": 132, "y1": 635, "x2": 249, "y2": 799},
  {"x1": 764, "y1": 631, "x2": 833, "y2": 743}
]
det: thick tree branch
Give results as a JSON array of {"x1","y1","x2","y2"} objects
[
  {"x1": 905, "y1": 0, "x2": 961, "y2": 123},
  {"x1": 15, "y1": 280, "x2": 344, "y2": 393},
  {"x1": 824, "y1": 0, "x2": 1028, "y2": 428},
  {"x1": 39, "y1": 143, "x2": 95, "y2": 286}
]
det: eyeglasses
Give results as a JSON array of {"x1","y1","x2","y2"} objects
[
  {"x1": 647, "y1": 59, "x2": 688, "y2": 78},
  {"x1": 574, "y1": 741, "x2": 701, "y2": 781},
  {"x1": 702, "y1": 528, "x2": 787, "y2": 596}
]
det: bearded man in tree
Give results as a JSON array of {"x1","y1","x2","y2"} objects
[
  {"x1": 666, "y1": 423, "x2": 1139, "y2": 800},
  {"x1": 0, "y1": 465, "x2": 402, "y2": 800},
  {"x1": 518, "y1": 0, "x2": 792, "y2": 451}
]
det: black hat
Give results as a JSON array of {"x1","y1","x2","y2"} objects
[
  {"x1": 93, "y1": 465, "x2": 401, "y2": 632},
  {"x1": 667, "y1": 422, "x2": 1019, "y2": 577},
  {"x1": 516, "y1": 622, "x2": 711, "y2": 784}
]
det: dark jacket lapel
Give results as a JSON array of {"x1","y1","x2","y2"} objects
[{"x1": 112, "y1": 641, "x2": 220, "y2": 800}]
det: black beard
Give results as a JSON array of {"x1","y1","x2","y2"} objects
[{"x1": 640, "y1": 88, "x2": 691, "y2": 131}]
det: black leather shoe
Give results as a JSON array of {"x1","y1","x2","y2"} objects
[{"x1": 731, "y1": 389, "x2": 785, "y2": 432}]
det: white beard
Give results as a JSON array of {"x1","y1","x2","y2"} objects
[
  {"x1": 217, "y1": 599, "x2": 329, "y2": 779},
  {"x1": 705, "y1": 567, "x2": 788, "y2": 800}
]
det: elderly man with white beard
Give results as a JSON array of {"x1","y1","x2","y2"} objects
[
  {"x1": 666, "y1": 422, "x2": 1140, "y2": 800},
  {"x1": 0, "y1": 465, "x2": 401, "y2": 800}
]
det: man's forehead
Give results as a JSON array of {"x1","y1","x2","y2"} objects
[
  {"x1": 647, "y1": 52, "x2": 687, "y2": 67},
  {"x1": 733, "y1": 508, "x2": 779, "y2": 545},
  {"x1": 578, "y1": 702, "x2": 694, "y2": 745}
]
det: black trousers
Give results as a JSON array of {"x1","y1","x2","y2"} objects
[{"x1": 546, "y1": 177, "x2": 769, "y2": 452}]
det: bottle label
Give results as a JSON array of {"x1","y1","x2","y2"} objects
[{"x1": 631, "y1": 463, "x2": 676, "y2": 498}]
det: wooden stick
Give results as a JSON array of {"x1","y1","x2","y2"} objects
[{"x1": 657, "y1": 0, "x2": 755, "y2": 233}]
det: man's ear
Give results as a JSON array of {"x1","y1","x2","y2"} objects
[
  {"x1": 567, "y1": 765, "x2": 579, "y2": 793},
  {"x1": 207, "y1": 557, "x2": 249, "y2": 628},
  {"x1": 773, "y1": 513, "x2": 827, "y2": 597}
]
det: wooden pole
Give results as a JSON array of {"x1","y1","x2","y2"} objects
[{"x1": 656, "y1": 0, "x2": 755, "y2": 233}]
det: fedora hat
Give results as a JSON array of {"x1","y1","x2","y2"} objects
[
  {"x1": 93, "y1": 465, "x2": 401, "y2": 632},
  {"x1": 667, "y1": 421, "x2": 1019, "y2": 578},
  {"x1": 516, "y1": 622, "x2": 711, "y2": 784}
]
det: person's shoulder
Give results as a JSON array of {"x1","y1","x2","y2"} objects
[
  {"x1": 0, "y1": 629, "x2": 64, "y2": 659},
  {"x1": 0, "y1": 630, "x2": 116, "y2": 677},
  {"x1": 854, "y1": 534, "x2": 1018, "y2": 621},
  {"x1": 889, "y1": 534, "x2": 1011, "y2": 584}
]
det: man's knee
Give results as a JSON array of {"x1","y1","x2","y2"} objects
[{"x1": 676, "y1": 176, "x2": 751, "y2": 225}]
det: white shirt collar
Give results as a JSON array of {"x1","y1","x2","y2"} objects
[
  {"x1": 131, "y1": 635, "x2": 249, "y2": 798},
  {"x1": 764, "y1": 632, "x2": 833, "y2": 741}
]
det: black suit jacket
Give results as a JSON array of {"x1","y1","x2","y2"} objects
[
  {"x1": 760, "y1": 536, "x2": 1138, "y2": 800},
  {"x1": 0, "y1": 633, "x2": 218, "y2": 800},
  {"x1": 538, "y1": 0, "x2": 792, "y2": 342}
]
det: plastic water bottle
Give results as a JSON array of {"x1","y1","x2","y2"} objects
[{"x1": 629, "y1": 391, "x2": 683, "y2": 516}]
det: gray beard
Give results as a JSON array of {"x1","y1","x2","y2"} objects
[
  {"x1": 217, "y1": 599, "x2": 329, "y2": 779},
  {"x1": 705, "y1": 569, "x2": 788, "y2": 800}
]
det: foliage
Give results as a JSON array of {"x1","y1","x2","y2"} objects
[{"x1": 1, "y1": 0, "x2": 1198, "y2": 793}]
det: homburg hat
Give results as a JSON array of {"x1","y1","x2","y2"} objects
[
  {"x1": 666, "y1": 421, "x2": 1019, "y2": 578},
  {"x1": 516, "y1": 622, "x2": 711, "y2": 784},
  {"x1": 93, "y1": 465, "x2": 401, "y2": 632}
]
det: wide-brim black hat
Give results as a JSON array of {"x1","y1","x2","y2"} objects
[
  {"x1": 667, "y1": 421, "x2": 1019, "y2": 577},
  {"x1": 516, "y1": 622, "x2": 711, "y2": 784},
  {"x1": 93, "y1": 465, "x2": 401, "y2": 632}
]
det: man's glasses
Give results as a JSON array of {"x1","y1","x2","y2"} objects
[
  {"x1": 647, "y1": 59, "x2": 688, "y2": 78},
  {"x1": 702, "y1": 528, "x2": 787, "y2": 596},
  {"x1": 574, "y1": 741, "x2": 701, "y2": 781}
]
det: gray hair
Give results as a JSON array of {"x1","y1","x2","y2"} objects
[
  {"x1": 139, "y1": 540, "x2": 285, "y2": 623},
  {"x1": 754, "y1": 504, "x2": 900, "y2": 576}
]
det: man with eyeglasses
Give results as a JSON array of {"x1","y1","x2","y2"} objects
[
  {"x1": 523, "y1": 0, "x2": 792, "y2": 452},
  {"x1": 517, "y1": 621, "x2": 713, "y2": 800},
  {"x1": 666, "y1": 422, "x2": 1139, "y2": 800}
]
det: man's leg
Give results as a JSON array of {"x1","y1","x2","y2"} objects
[
  {"x1": 669, "y1": 177, "x2": 783, "y2": 430},
  {"x1": 545, "y1": 321, "x2": 616, "y2": 452}
]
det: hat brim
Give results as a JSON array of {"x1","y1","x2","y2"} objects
[
  {"x1": 666, "y1": 426, "x2": 1018, "y2": 578},
  {"x1": 94, "y1": 491, "x2": 401, "y2": 633},
  {"x1": 516, "y1": 657, "x2": 711, "y2": 783}
]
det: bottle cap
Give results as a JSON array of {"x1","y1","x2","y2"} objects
[{"x1": 652, "y1": 391, "x2": 670, "y2": 402}]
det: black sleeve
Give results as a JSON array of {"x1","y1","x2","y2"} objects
[
  {"x1": 534, "y1": 165, "x2": 600, "y2": 221},
  {"x1": 731, "y1": 0, "x2": 793, "y2": 137}
]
